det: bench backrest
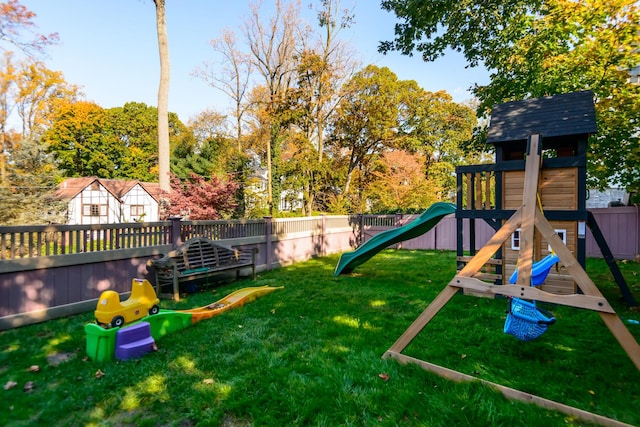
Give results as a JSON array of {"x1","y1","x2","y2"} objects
[{"x1": 163, "y1": 237, "x2": 247, "y2": 272}]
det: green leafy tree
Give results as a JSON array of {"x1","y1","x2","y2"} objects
[
  {"x1": 330, "y1": 65, "x2": 406, "y2": 201},
  {"x1": 43, "y1": 100, "x2": 121, "y2": 178},
  {"x1": 45, "y1": 101, "x2": 191, "y2": 181},
  {"x1": 401, "y1": 89, "x2": 476, "y2": 198},
  {"x1": 327, "y1": 65, "x2": 475, "y2": 212},
  {"x1": 108, "y1": 102, "x2": 160, "y2": 181},
  {"x1": 279, "y1": 131, "x2": 329, "y2": 215},
  {"x1": 0, "y1": 137, "x2": 65, "y2": 225},
  {"x1": 380, "y1": 0, "x2": 640, "y2": 193}
]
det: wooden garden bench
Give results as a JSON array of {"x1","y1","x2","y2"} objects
[{"x1": 150, "y1": 236, "x2": 257, "y2": 301}]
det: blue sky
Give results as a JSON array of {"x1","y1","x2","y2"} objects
[{"x1": 18, "y1": 0, "x2": 488, "y2": 124}]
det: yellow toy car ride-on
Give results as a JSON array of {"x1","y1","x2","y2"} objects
[{"x1": 95, "y1": 278, "x2": 160, "y2": 328}]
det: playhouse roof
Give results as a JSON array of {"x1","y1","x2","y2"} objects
[{"x1": 486, "y1": 91, "x2": 596, "y2": 144}]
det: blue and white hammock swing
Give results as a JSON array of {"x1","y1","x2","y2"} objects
[{"x1": 504, "y1": 253, "x2": 560, "y2": 341}]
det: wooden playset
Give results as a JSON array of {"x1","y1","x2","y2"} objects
[{"x1": 383, "y1": 92, "x2": 640, "y2": 426}]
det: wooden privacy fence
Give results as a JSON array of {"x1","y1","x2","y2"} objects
[
  {"x1": 0, "y1": 216, "x2": 357, "y2": 329},
  {"x1": 361, "y1": 206, "x2": 639, "y2": 259},
  {"x1": 0, "y1": 208, "x2": 637, "y2": 329}
]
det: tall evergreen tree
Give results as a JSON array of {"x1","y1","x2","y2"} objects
[{"x1": 0, "y1": 137, "x2": 65, "y2": 225}]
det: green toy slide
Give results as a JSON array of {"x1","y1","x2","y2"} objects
[{"x1": 334, "y1": 202, "x2": 456, "y2": 276}]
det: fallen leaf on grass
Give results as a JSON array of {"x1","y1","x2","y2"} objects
[
  {"x1": 27, "y1": 365, "x2": 40, "y2": 372},
  {"x1": 47, "y1": 352, "x2": 74, "y2": 366},
  {"x1": 23, "y1": 381, "x2": 34, "y2": 392},
  {"x1": 4, "y1": 381, "x2": 17, "y2": 390},
  {"x1": 378, "y1": 373, "x2": 390, "y2": 382},
  {"x1": 202, "y1": 378, "x2": 214, "y2": 385},
  {"x1": 95, "y1": 369, "x2": 105, "y2": 379}
]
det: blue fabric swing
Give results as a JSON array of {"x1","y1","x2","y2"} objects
[{"x1": 504, "y1": 254, "x2": 559, "y2": 341}]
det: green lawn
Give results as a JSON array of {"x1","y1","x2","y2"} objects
[{"x1": 1, "y1": 250, "x2": 639, "y2": 426}]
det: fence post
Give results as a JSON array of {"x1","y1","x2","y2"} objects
[
  {"x1": 264, "y1": 216, "x2": 273, "y2": 270},
  {"x1": 636, "y1": 206, "x2": 640, "y2": 259},
  {"x1": 170, "y1": 217, "x2": 182, "y2": 249},
  {"x1": 395, "y1": 213, "x2": 403, "y2": 249},
  {"x1": 321, "y1": 214, "x2": 326, "y2": 256}
]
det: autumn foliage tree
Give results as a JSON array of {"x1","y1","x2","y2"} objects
[
  {"x1": 0, "y1": 0, "x2": 58, "y2": 56},
  {"x1": 369, "y1": 150, "x2": 439, "y2": 213},
  {"x1": 43, "y1": 100, "x2": 192, "y2": 181},
  {"x1": 162, "y1": 173, "x2": 240, "y2": 220}
]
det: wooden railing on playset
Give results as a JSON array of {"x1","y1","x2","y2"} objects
[
  {"x1": 454, "y1": 165, "x2": 502, "y2": 284},
  {"x1": 457, "y1": 167, "x2": 496, "y2": 212}
]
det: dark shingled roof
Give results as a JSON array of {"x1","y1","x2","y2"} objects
[{"x1": 487, "y1": 91, "x2": 597, "y2": 144}]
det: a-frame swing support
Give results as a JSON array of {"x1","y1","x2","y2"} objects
[{"x1": 383, "y1": 134, "x2": 640, "y2": 427}]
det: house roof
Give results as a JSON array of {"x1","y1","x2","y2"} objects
[
  {"x1": 486, "y1": 91, "x2": 597, "y2": 144},
  {"x1": 55, "y1": 177, "x2": 162, "y2": 202}
]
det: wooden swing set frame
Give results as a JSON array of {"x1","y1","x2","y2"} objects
[{"x1": 383, "y1": 134, "x2": 640, "y2": 427}]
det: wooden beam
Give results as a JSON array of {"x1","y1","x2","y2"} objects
[
  {"x1": 535, "y1": 211, "x2": 606, "y2": 297},
  {"x1": 383, "y1": 351, "x2": 636, "y2": 427},
  {"x1": 450, "y1": 276, "x2": 614, "y2": 313},
  {"x1": 387, "y1": 285, "x2": 459, "y2": 354},
  {"x1": 466, "y1": 173, "x2": 472, "y2": 210},
  {"x1": 470, "y1": 272, "x2": 502, "y2": 281},
  {"x1": 599, "y1": 313, "x2": 640, "y2": 371},
  {"x1": 516, "y1": 134, "x2": 543, "y2": 289},
  {"x1": 456, "y1": 208, "x2": 522, "y2": 278},
  {"x1": 532, "y1": 184, "x2": 640, "y2": 370},
  {"x1": 484, "y1": 171, "x2": 492, "y2": 210},
  {"x1": 475, "y1": 172, "x2": 483, "y2": 209},
  {"x1": 456, "y1": 256, "x2": 503, "y2": 265}
]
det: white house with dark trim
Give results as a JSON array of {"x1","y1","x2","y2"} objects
[{"x1": 55, "y1": 177, "x2": 160, "y2": 224}]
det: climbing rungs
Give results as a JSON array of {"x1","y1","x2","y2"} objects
[
  {"x1": 471, "y1": 272, "x2": 502, "y2": 281},
  {"x1": 457, "y1": 256, "x2": 503, "y2": 265}
]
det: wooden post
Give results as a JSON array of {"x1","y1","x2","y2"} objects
[{"x1": 264, "y1": 216, "x2": 273, "y2": 270}]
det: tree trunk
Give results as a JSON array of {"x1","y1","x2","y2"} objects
[{"x1": 154, "y1": 0, "x2": 170, "y2": 193}]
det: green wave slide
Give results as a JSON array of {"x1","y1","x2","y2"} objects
[{"x1": 334, "y1": 202, "x2": 456, "y2": 276}]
